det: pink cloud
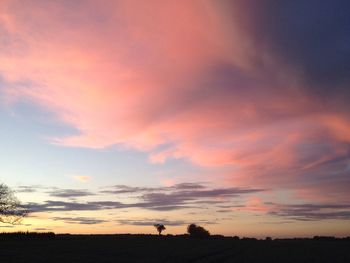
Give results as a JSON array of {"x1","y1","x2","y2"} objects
[{"x1": 1, "y1": 1, "x2": 350, "y2": 202}]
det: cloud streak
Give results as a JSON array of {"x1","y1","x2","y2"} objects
[
  {"x1": 52, "y1": 217, "x2": 107, "y2": 225},
  {"x1": 268, "y1": 203, "x2": 350, "y2": 221},
  {"x1": 21, "y1": 183, "x2": 350, "y2": 226},
  {"x1": 116, "y1": 218, "x2": 216, "y2": 226},
  {"x1": 26, "y1": 183, "x2": 263, "y2": 212},
  {"x1": 47, "y1": 189, "x2": 95, "y2": 198}
]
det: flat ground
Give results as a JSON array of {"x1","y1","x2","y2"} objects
[{"x1": 1, "y1": 235, "x2": 349, "y2": 262}]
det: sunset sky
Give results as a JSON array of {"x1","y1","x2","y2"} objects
[{"x1": 1, "y1": 0, "x2": 350, "y2": 237}]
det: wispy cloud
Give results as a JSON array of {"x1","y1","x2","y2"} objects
[
  {"x1": 100, "y1": 183, "x2": 207, "y2": 195},
  {"x1": 47, "y1": 189, "x2": 95, "y2": 198},
  {"x1": 15, "y1": 185, "x2": 49, "y2": 193},
  {"x1": 22, "y1": 183, "x2": 350, "y2": 226},
  {"x1": 139, "y1": 187, "x2": 264, "y2": 209},
  {"x1": 26, "y1": 183, "x2": 263, "y2": 212},
  {"x1": 116, "y1": 218, "x2": 216, "y2": 226},
  {"x1": 26, "y1": 200, "x2": 125, "y2": 212},
  {"x1": 34, "y1": 228, "x2": 52, "y2": 231},
  {"x1": 99, "y1": 185, "x2": 163, "y2": 195},
  {"x1": 116, "y1": 219, "x2": 187, "y2": 226},
  {"x1": 52, "y1": 217, "x2": 107, "y2": 225},
  {"x1": 268, "y1": 203, "x2": 350, "y2": 221}
]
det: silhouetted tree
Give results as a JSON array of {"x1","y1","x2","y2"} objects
[
  {"x1": 0, "y1": 183, "x2": 27, "y2": 224},
  {"x1": 187, "y1": 224, "x2": 210, "y2": 238},
  {"x1": 154, "y1": 224, "x2": 166, "y2": 235}
]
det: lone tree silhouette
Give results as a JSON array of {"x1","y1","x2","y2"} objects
[
  {"x1": 0, "y1": 183, "x2": 27, "y2": 224},
  {"x1": 154, "y1": 224, "x2": 166, "y2": 235},
  {"x1": 187, "y1": 223, "x2": 210, "y2": 238}
]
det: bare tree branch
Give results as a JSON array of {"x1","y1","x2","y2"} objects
[{"x1": 0, "y1": 183, "x2": 28, "y2": 225}]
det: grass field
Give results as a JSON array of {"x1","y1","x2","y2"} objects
[{"x1": 1, "y1": 234, "x2": 349, "y2": 262}]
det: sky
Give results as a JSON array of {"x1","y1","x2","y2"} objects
[{"x1": 0, "y1": 0, "x2": 350, "y2": 237}]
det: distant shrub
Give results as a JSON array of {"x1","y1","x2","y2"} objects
[
  {"x1": 187, "y1": 224, "x2": 210, "y2": 238},
  {"x1": 265, "y1": 236, "x2": 272, "y2": 241},
  {"x1": 154, "y1": 224, "x2": 166, "y2": 235}
]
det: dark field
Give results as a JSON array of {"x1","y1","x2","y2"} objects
[{"x1": 1, "y1": 234, "x2": 350, "y2": 263}]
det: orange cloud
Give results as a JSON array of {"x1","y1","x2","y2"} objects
[{"x1": 72, "y1": 175, "x2": 92, "y2": 183}]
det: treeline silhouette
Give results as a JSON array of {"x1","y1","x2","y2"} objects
[
  {"x1": 1, "y1": 231, "x2": 349, "y2": 242},
  {"x1": 0, "y1": 231, "x2": 55, "y2": 238}
]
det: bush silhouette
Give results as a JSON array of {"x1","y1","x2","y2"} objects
[
  {"x1": 154, "y1": 224, "x2": 166, "y2": 235},
  {"x1": 187, "y1": 224, "x2": 210, "y2": 238}
]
